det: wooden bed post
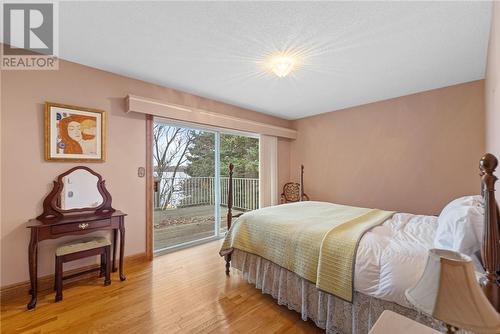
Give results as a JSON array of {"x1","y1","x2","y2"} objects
[
  {"x1": 224, "y1": 253, "x2": 231, "y2": 276},
  {"x1": 300, "y1": 165, "x2": 305, "y2": 202},
  {"x1": 227, "y1": 163, "x2": 234, "y2": 231},
  {"x1": 225, "y1": 163, "x2": 234, "y2": 275},
  {"x1": 479, "y1": 153, "x2": 500, "y2": 312}
]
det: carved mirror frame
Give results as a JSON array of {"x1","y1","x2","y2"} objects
[{"x1": 37, "y1": 166, "x2": 115, "y2": 223}]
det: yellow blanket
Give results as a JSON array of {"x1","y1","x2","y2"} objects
[{"x1": 220, "y1": 201, "x2": 394, "y2": 302}]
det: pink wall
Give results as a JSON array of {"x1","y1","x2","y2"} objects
[
  {"x1": 0, "y1": 59, "x2": 292, "y2": 287},
  {"x1": 486, "y1": 2, "x2": 500, "y2": 158},
  {"x1": 290, "y1": 81, "x2": 485, "y2": 215}
]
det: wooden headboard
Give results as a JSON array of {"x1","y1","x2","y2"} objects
[{"x1": 478, "y1": 153, "x2": 500, "y2": 311}]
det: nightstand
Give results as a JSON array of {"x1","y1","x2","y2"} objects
[{"x1": 369, "y1": 310, "x2": 441, "y2": 334}]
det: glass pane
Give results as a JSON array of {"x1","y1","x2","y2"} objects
[
  {"x1": 219, "y1": 133, "x2": 259, "y2": 235},
  {"x1": 153, "y1": 123, "x2": 216, "y2": 252}
]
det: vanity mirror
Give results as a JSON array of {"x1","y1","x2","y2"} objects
[
  {"x1": 37, "y1": 166, "x2": 114, "y2": 222},
  {"x1": 59, "y1": 168, "x2": 103, "y2": 210}
]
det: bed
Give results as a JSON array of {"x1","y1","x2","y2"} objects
[{"x1": 220, "y1": 154, "x2": 500, "y2": 333}]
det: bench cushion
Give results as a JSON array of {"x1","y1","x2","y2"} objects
[{"x1": 56, "y1": 237, "x2": 110, "y2": 256}]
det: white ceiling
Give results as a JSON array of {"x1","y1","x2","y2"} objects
[{"x1": 56, "y1": 1, "x2": 491, "y2": 120}]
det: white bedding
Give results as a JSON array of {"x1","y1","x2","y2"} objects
[{"x1": 354, "y1": 213, "x2": 438, "y2": 307}]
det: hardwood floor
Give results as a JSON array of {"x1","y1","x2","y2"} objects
[{"x1": 1, "y1": 241, "x2": 322, "y2": 334}]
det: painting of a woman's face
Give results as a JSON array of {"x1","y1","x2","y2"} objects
[
  {"x1": 46, "y1": 103, "x2": 105, "y2": 161},
  {"x1": 67, "y1": 121, "x2": 82, "y2": 142}
]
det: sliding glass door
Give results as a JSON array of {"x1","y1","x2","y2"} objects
[
  {"x1": 152, "y1": 123, "x2": 216, "y2": 252},
  {"x1": 152, "y1": 120, "x2": 259, "y2": 254}
]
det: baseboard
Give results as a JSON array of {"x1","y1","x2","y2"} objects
[{"x1": 0, "y1": 252, "x2": 148, "y2": 301}]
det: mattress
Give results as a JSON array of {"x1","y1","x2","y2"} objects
[
  {"x1": 225, "y1": 206, "x2": 440, "y2": 307},
  {"x1": 221, "y1": 201, "x2": 394, "y2": 302}
]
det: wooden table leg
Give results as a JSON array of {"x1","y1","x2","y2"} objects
[
  {"x1": 27, "y1": 229, "x2": 38, "y2": 310},
  {"x1": 104, "y1": 245, "x2": 111, "y2": 286},
  {"x1": 119, "y1": 220, "x2": 126, "y2": 281},
  {"x1": 112, "y1": 228, "x2": 117, "y2": 272}
]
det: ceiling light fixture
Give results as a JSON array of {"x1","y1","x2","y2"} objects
[{"x1": 268, "y1": 54, "x2": 296, "y2": 78}]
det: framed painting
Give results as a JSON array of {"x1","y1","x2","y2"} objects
[{"x1": 45, "y1": 102, "x2": 106, "y2": 162}]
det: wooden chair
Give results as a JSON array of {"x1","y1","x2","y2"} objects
[
  {"x1": 280, "y1": 182, "x2": 309, "y2": 203},
  {"x1": 54, "y1": 237, "x2": 111, "y2": 302},
  {"x1": 280, "y1": 165, "x2": 309, "y2": 204}
]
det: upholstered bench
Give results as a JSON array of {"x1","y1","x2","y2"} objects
[{"x1": 55, "y1": 237, "x2": 111, "y2": 302}]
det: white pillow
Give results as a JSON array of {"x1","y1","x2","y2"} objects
[
  {"x1": 443, "y1": 195, "x2": 483, "y2": 208},
  {"x1": 433, "y1": 195, "x2": 484, "y2": 256}
]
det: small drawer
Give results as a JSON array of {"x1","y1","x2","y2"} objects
[{"x1": 51, "y1": 219, "x2": 111, "y2": 234}]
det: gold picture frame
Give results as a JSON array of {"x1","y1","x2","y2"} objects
[{"x1": 45, "y1": 102, "x2": 106, "y2": 162}]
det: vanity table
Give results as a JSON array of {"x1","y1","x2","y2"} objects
[{"x1": 26, "y1": 166, "x2": 127, "y2": 310}]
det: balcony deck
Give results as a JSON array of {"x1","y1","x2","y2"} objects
[{"x1": 153, "y1": 205, "x2": 244, "y2": 251}]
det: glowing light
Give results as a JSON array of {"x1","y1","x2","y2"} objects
[{"x1": 268, "y1": 55, "x2": 296, "y2": 78}]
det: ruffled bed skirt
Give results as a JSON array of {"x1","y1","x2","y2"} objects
[{"x1": 231, "y1": 249, "x2": 450, "y2": 334}]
